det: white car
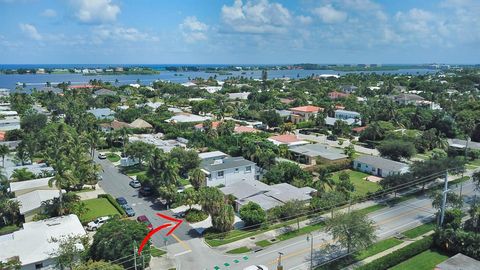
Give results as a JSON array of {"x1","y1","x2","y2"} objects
[
  {"x1": 243, "y1": 266, "x2": 268, "y2": 270},
  {"x1": 86, "y1": 216, "x2": 110, "y2": 231},
  {"x1": 98, "y1": 153, "x2": 107, "y2": 159},
  {"x1": 129, "y1": 180, "x2": 142, "y2": 188}
]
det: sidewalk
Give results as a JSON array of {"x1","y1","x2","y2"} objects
[
  {"x1": 211, "y1": 200, "x2": 378, "y2": 253},
  {"x1": 77, "y1": 184, "x2": 106, "y2": 200}
]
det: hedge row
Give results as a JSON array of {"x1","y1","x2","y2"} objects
[
  {"x1": 357, "y1": 236, "x2": 433, "y2": 270},
  {"x1": 98, "y1": 194, "x2": 127, "y2": 216}
]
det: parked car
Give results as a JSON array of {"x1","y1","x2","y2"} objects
[
  {"x1": 326, "y1": 135, "x2": 338, "y2": 141},
  {"x1": 139, "y1": 186, "x2": 153, "y2": 197},
  {"x1": 137, "y1": 215, "x2": 153, "y2": 230},
  {"x1": 123, "y1": 205, "x2": 136, "y2": 217},
  {"x1": 243, "y1": 266, "x2": 268, "y2": 270},
  {"x1": 86, "y1": 216, "x2": 110, "y2": 231},
  {"x1": 98, "y1": 153, "x2": 107, "y2": 159},
  {"x1": 129, "y1": 180, "x2": 141, "y2": 188},
  {"x1": 116, "y1": 197, "x2": 128, "y2": 206},
  {"x1": 173, "y1": 212, "x2": 185, "y2": 218}
]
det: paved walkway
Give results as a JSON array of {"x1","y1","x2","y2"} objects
[{"x1": 76, "y1": 184, "x2": 106, "y2": 200}]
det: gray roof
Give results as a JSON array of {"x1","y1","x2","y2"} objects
[
  {"x1": 38, "y1": 87, "x2": 63, "y2": 94},
  {"x1": 9, "y1": 177, "x2": 52, "y2": 193},
  {"x1": 448, "y1": 139, "x2": 480, "y2": 150},
  {"x1": 3, "y1": 163, "x2": 55, "y2": 180},
  {"x1": 94, "y1": 88, "x2": 116, "y2": 96},
  {"x1": 87, "y1": 108, "x2": 115, "y2": 118},
  {"x1": 436, "y1": 253, "x2": 480, "y2": 270},
  {"x1": 325, "y1": 116, "x2": 358, "y2": 126},
  {"x1": 266, "y1": 183, "x2": 313, "y2": 203},
  {"x1": 220, "y1": 179, "x2": 271, "y2": 199},
  {"x1": 237, "y1": 194, "x2": 283, "y2": 211},
  {"x1": 393, "y1": 93, "x2": 425, "y2": 101},
  {"x1": 289, "y1": 143, "x2": 348, "y2": 161},
  {"x1": 276, "y1": 109, "x2": 292, "y2": 117},
  {"x1": 201, "y1": 156, "x2": 255, "y2": 172},
  {"x1": 15, "y1": 190, "x2": 64, "y2": 214},
  {"x1": 355, "y1": 155, "x2": 409, "y2": 171}
]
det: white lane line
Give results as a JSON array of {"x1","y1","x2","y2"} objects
[
  {"x1": 174, "y1": 250, "x2": 192, "y2": 256},
  {"x1": 378, "y1": 215, "x2": 434, "y2": 237},
  {"x1": 256, "y1": 234, "x2": 327, "y2": 258}
]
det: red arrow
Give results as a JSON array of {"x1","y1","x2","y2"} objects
[
  {"x1": 137, "y1": 213, "x2": 183, "y2": 255},
  {"x1": 156, "y1": 213, "x2": 183, "y2": 236}
]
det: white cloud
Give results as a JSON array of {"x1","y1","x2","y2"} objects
[
  {"x1": 313, "y1": 4, "x2": 347, "y2": 24},
  {"x1": 41, "y1": 8, "x2": 57, "y2": 17},
  {"x1": 297, "y1": 15, "x2": 313, "y2": 25},
  {"x1": 71, "y1": 0, "x2": 120, "y2": 24},
  {"x1": 221, "y1": 0, "x2": 292, "y2": 34},
  {"x1": 19, "y1": 23, "x2": 42, "y2": 40},
  {"x1": 180, "y1": 16, "x2": 209, "y2": 43},
  {"x1": 92, "y1": 26, "x2": 157, "y2": 43}
]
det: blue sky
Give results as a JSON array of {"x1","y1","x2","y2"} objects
[{"x1": 0, "y1": 0, "x2": 479, "y2": 64}]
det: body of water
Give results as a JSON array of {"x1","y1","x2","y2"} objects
[{"x1": 0, "y1": 68, "x2": 436, "y2": 90}]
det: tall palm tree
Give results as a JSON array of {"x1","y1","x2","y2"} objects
[
  {"x1": 84, "y1": 131, "x2": 101, "y2": 158},
  {"x1": 0, "y1": 144, "x2": 9, "y2": 167},
  {"x1": 117, "y1": 127, "x2": 132, "y2": 155}
]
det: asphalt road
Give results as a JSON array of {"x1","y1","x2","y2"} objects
[
  {"x1": 95, "y1": 155, "x2": 479, "y2": 270},
  {"x1": 94, "y1": 156, "x2": 197, "y2": 249}
]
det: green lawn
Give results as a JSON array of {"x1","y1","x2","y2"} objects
[
  {"x1": 106, "y1": 153, "x2": 121, "y2": 162},
  {"x1": 255, "y1": 239, "x2": 275, "y2": 248},
  {"x1": 149, "y1": 247, "x2": 167, "y2": 257},
  {"x1": 226, "y1": 246, "x2": 251, "y2": 254},
  {"x1": 468, "y1": 159, "x2": 480, "y2": 166},
  {"x1": 331, "y1": 170, "x2": 381, "y2": 196},
  {"x1": 79, "y1": 198, "x2": 121, "y2": 223},
  {"x1": 403, "y1": 223, "x2": 436, "y2": 239},
  {"x1": 355, "y1": 238, "x2": 403, "y2": 261},
  {"x1": 277, "y1": 222, "x2": 325, "y2": 241},
  {"x1": 121, "y1": 165, "x2": 147, "y2": 177},
  {"x1": 390, "y1": 249, "x2": 448, "y2": 270},
  {"x1": 0, "y1": 225, "x2": 20, "y2": 236}
]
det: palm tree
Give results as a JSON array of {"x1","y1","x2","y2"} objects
[
  {"x1": 280, "y1": 123, "x2": 295, "y2": 134},
  {"x1": 1, "y1": 200, "x2": 21, "y2": 225},
  {"x1": 189, "y1": 168, "x2": 206, "y2": 190},
  {"x1": 11, "y1": 168, "x2": 36, "y2": 181},
  {"x1": 0, "y1": 144, "x2": 9, "y2": 167},
  {"x1": 116, "y1": 127, "x2": 132, "y2": 155},
  {"x1": 84, "y1": 131, "x2": 101, "y2": 158}
]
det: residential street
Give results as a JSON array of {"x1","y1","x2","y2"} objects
[{"x1": 95, "y1": 155, "x2": 479, "y2": 270}]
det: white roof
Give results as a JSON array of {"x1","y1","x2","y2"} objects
[
  {"x1": 0, "y1": 215, "x2": 86, "y2": 266},
  {"x1": 3, "y1": 163, "x2": 55, "y2": 180},
  {"x1": 166, "y1": 114, "x2": 211, "y2": 123},
  {"x1": 198, "y1": 151, "x2": 228, "y2": 160},
  {"x1": 15, "y1": 189, "x2": 64, "y2": 214},
  {"x1": 9, "y1": 177, "x2": 52, "y2": 193}
]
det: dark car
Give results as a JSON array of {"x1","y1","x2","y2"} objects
[
  {"x1": 326, "y1": 135, "x2": 338, "y2": 141},
  {"x1": 137, "y1": 215, "x2": 153, "y2": 230},
  {"x1": 123, "y1": 205, "x2": 135, "y2": 217},
  {"x1": 139, "y1": 186, "x2": 153, "y2": 197},
  {"x1": 116, "y1": 197, "x2": 128, "y2": 206}
]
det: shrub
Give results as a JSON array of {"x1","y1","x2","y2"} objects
[
  {"x1": 185, "y1": 209, "x2": 208, "y2": 223},
  {"x1": 239, "y1": 202, "x2": 267, "y2": 227},
  {"x1": 357, "y1": 236, "x2": 433, "y2": 270},
  {"x1": 97, "y1": 194, "x2": 126, "y2": 216}
]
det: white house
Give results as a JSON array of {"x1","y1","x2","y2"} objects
[
  {"x1": 353, "y1": 155, "x2": 409, "y2": 178},
  {"x1": 200, "y1": 156, "x2": 258, "y2": 187},
  {"x1": 0, "y1": 116, "x2": 20, "y2": 131},
  {"x1": 15, "y1": 189, "x2": 65, "y2": 222},
  {"x1": 87, "y1": 108, "x2": 115, "y2": 120},
  {"x1": 0, "y1": 215, "x2": 86, "y2": 270}
]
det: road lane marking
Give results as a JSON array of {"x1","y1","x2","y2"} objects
[
  {"x1": 174, "y1": 250, "x2": 192, "y2": 256},
  {"x1": 171, "y1": 233, "x2": 191, "y2": 251}
]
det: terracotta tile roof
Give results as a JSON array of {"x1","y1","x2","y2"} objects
[
  {"x1": 269, "y1": 134, "x2": 300, "y2": 143},
  {"x1": 68, "y1": 84, "x2": 95, "y2": 89},
  {"x1": 234, "y1": 126, "x2": 259, "y2": 133},
  {"x1": 0, "y1": 131, "x2": 5, "y2": 141},
  {"x1": 289, "y1": 105, "x2": 323, "y2": 113},
  {"x1": 352, "y1": 126, "x2": 368, "y2": 133},
  {"x1": 100, "y1": 120, "x2": 131, "y2": 130},
  {"x1": 194, "y1": 121, "x2": 221, "y2": 129},
  {"x1": 329, "y1": 91, "x2": 350, "y2": 99}
]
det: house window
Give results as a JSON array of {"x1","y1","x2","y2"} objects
[
  {"x1": 217, "y1": 171, "x2": 224, "y2": 178},
  {"x1": 245, "y1": 166, "x2": 252, "y2": 173},
  {"x1": 35, "y1": 263, "x2": 43, "y2": 269},
  {"x1": 234, "y1": 168, "x2": 239, "y2": 173}
]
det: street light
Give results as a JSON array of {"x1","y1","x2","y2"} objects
[
  {"x1": 307, "y1": 233, "x2": 314, "y2": 270},
  {"x1": 277, "y1": 252, "x2": 284, "y2": 270}
]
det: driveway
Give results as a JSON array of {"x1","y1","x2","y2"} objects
[{"x1": 94, "y1": 156, "x2": 197, "y2": 250}]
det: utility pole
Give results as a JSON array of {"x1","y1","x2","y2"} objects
[
  {"x1": 307, "y1": 233, "x2": 314, "y2": 270},
  {"x1": 277, "y1": 252, "x2": 284, "y2": 270},
  {"x1": 439, "y1": 171, "x2": 449, "y2": 227},
  {"x1": 133, "y1": 241, "x2": 138, "y2": 270}
]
